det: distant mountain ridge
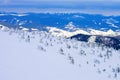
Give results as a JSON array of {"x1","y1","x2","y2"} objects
[
  {"x1": 0, "y1": 12, "x2": 120, "y2": 31},
  {"x1": 0, "y1": 12, "x2": 120, "y2": 50}
]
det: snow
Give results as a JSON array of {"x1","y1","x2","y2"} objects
[
  {"x1": 22, "y1": 28, "x2": 29, "y2": 31},
  {"x1": 65, "y1": 22, "x2": 76, "y2": 30},
  {"x1": 10, "y1": 14, "x2": 28, "y2": 17},
  {"x1": 19, "y1": 26, "x2": 29, "y2": 31},
  {"x1": 18, "y1": 21, "x2": 27, "y2": 26},
  {"x1": 0, "y1": 24, "x2": 9, "y2": 31},
  {"x1": 90, "y1": 29, "x2": 117, "y2": 36},
  {"x1": 0, "y1": 26, "x2": 120, "y2": 80},
  {"x1": 0, "y1": 13, "x2": 28, "y2": 17},
  {"x1": 31, "y1": 28, "x2": 39, "y2": 31},
  {"x1": 0, "y1": 14, "x2": 7, "y2": 16},
  {"x1": 47, "y1": 27, "x2": 89, "y2": 37},
  {"x1": 106, "y1": 18, "x2": 119, "y2": 28},
  {"x1": 107, "y1": 29, "x2": 116, "y2": 36},
  {"x1": 47, "y1": 27, "x2": 119, "y2": 38},
  {"x1": 88, "y1": 36, "x2": 96, "y2": 43},
  {"x1": 74, "y1": 29, "x2": 90, "y2": 35},
  {"x1": 47, "y1": 27, "x2": 72, "y2": 37},
  {"x1": 73, "y1": 15, "x2": 85, "y2": 18}
]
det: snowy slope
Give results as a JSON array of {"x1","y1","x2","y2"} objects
[
  {"x1": 90, "y1": 29, "x2": 117, "y2": 36},
  {"x1": 47, "y1": 27, "x2": 90, "y2": 37},
  {"x1": 0, "y1": 24, "x2": 9, "y2": 31},
  {"x1": 0, "y1": 27, "x2": 120, "y2": 80},
  {"x1": 47, "y1": 27, "x2": 119, "y2": 37}
]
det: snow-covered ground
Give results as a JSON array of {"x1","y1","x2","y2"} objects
[
  {"x1": 47, "y1": 26, "x2": 120, "y2": 37},
  {"x1": 0, "y1": 26, "x2": 120, "y2": 80}
]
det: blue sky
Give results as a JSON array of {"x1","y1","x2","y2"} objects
[
  {"x1": 0, "y1": 0, "x2": 120, "y2": 7},
  {"x1": 0, "y1": 0, "x2": 120, "y2": 5},
  {"x1": 0, "y1": 0, "x2": 120, "y2": 14}
]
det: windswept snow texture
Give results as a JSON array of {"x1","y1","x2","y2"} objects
[
  {"x1": 0, "y1": 13, "x2": 120, "y2": 31},
  {"x1": 0, "y1": 27, "x2": 120, "y2": 80}
]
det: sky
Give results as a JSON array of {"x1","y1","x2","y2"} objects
[
  {"x1": 0, "y1": 0, "x2": 120, "y2": 14},
  {"x1": 0, "y1": 0, "x2": 120, "y2": 5},
  {"x1": 0, "y1": 0, "x2": 120, "y2": 7}
]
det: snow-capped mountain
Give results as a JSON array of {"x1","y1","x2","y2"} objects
[
  {"x1": 46, "y1": 27, "x2": 90, "y2": 37},
  {"x1": 0, "y1": 26, "x2": 120, "y2": 80},
  {"x1": 0, "y1": 12, "x2": 120, "y2": 31},
  {"x1": 89, "y1": 29, "x2": 117, "y2": 36},
  {"x1": 45, "y1": 27, "x2": 120, "y2": 50},
  {"x1": 47, "y1": 26, "x2": 119, "y2": 37},
  {"x1": 0, "y1": 12, "x2": 120, "y2": 37}
]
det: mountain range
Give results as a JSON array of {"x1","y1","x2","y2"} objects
[
  {"x1": 0, "y1": 12, "x2": 120, "y2": 50},
  {"x1": 0, "y1": 12, "x2": 120, "y2": 31}
]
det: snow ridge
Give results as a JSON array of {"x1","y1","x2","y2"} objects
[{"x1": 47, "y1": 27, "x2": 119, "y2": 38}]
